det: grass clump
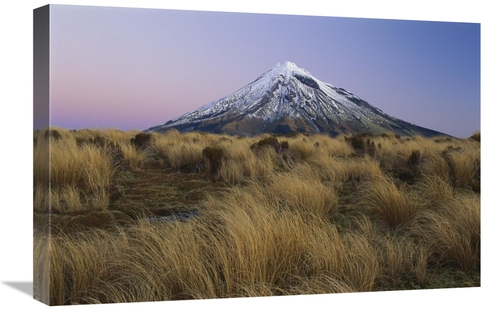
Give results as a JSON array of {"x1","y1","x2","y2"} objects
[
  {"x1": 250, "y1": 136, "x2": 281, "y2": 153},
  {"x1": 264, "y1": 167, "x2": 338, "y2": 218},
  {"x1": 359, "y1": 177, "x2": 423, "y2": 229},
  {"x1": 202, "y1": 145, "x2": 226, "y2": 175},
  {"x1": 410, "y1": 194, "x2": 480, "y2": 271},
  {"x1": 469, "y1": 131, "x2": 480, "y2": 142},
  {"x1": 130, "y1": 132, "x2": 153, "y2": 150},
  {"x1": 218, "y1": 143, "x2": 279, "y2": 184},
  {"x1": 153, "y1": 133, "x2": 205, "y2": 171}
]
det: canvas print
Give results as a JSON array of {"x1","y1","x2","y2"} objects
[{"x1": 33, "y1": 4, "x2": 480, "y2": 306}]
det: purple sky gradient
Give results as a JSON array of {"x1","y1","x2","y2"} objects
[{"x1": 47, "y1": 5, "x2": 480, "y2": 137}]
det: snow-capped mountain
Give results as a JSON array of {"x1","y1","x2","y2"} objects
[{"x1": 147, "y1": 61, "x2": 445, "y2": 137}]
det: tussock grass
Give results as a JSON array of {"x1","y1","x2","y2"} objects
[
  {"x1": 33, "y1": 229, "x2": 51, "y2": 304},
  {"x1": 33, "y1": 185, "x2": 49, "y2": 212},
  {"x1": 46, "y1": 139, "x2": 114, "y2": 191},
  {"x1": 34, "y1": 130, "x2": 116, "y2": 212},
  {"x1": 118, "y1": 142, "x2": 150, "y2": 170},
  {"x1": 263, "y1": 167, "x2": 338, "y2": 217},
  {"x1": 378, "y1": 235, "x2": 426, "y2": 280},
  {"x1": 48, "y1": 185, "x2": 83, "y2": 212},
  {"x1": 338, "y1": 232, "x2": 380, "y2": 291},
  {"x1": 342, "y1": 156, "x2": 384, "y2": 183},
  {"x1": 410, "y1": 194, "x2": 480, "y2": 271},
  {"x1": 33, "y1": 129, "x2": 481, "y2": 305},
  {"x1": 47, "y1": 140, "x2": 80, "y2": 188},
  {"x1": 153, "y1": 133, "x2": 205, "y2": 170},
  {"x1": 154, "y1": 128, "x2": 184, "y2": 144},
  {"x1": 470, "y1": 131, "x2": 480, "y2": 142},
  {"x1": 375, "y1": 234, "x2": 430, "y2": 288},
  {"x1": 420, "y1": 151, "x2": 452, "y2": 183},
  {"x1": 218, "y1": 144, "x2": 279, "y2": 183},
  {"x1": 289, "y1": 138, "x2": 316, "y2": 161},
  {"x1": 279, "y1": 274, "x2": 355, "y2": 295},
  {"x1": 309, "y1": 134, "x2": 354, "y2": 158},
  {"x1": 101, "y1": 128, "x2": 141, "y2": 144},
  {"x1": 308, "y1": 155, "x2": 383, "y2": 187},
  {"x1": 444, "y1": 147, "x2": 480, "y2": 188},
  {"x1": 76, "y1": 144, "x2": 115, "y2": 191},
  {"x1": 359, "y1": 177, "x2": 423, "y2": 228},
  {"x1": 33, "y1": 130, "x2": 51, "y2": 187},
  {"x1": 37, "y1": 229, "x2": 127, "y2": 305},
  {"x1": 415, "y1": 175, "x2": 454, "y2": 206}
]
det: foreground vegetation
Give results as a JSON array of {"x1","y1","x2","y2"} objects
[{"x1": 33, "y1": 127, "x2": 480, "y2": 305}]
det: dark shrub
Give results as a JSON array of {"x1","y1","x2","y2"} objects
[
  {"x1": 407, "y1": 150, "x2": 422, "y2": 168},
  {"x1": 202, "y1": 146, "x2": 226, "y2": 174},
  {"x1": 366, "y1": 139, "x2": 376, "y2": 157},
  {"x1": 285, "y1": 130, "x2": 301, "y2": 138},
  {"x1": 345, "y1": 134, "x2": 377, "y2": 156},
  {"x1": 344, "y1": 135, "x2": 365, "y2": 153},
  {"x1": 44, "y1": 129, "x2": 61, "y2": 141},
  {"x1": 251, "y1": 137, "x2": 294, "y2": 169},
  {"x1": 251, "y1": 136, "x2": 281, "y2": 153},
  {"x1": 202, "y1": 146, "x2": 225, "y2": 162},
  {"x1": 280, "y1": 140, "x2": 290, "y2": 151},
  {"x1": 470, "y1": 132, "x2": 480, "y2": 143},
  {"x1": 471, "y1": 180, "x2": 480, "y2": 194},
  {"x1": 130, "y1": 132, "x2": 152, "y2": 150}
]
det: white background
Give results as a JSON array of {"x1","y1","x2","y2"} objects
[{"x1": 1, "y1": 1, "x2": 497, "y2": 309}]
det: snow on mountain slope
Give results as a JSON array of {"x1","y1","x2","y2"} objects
[{"x1": 147, "y1": 61, "x2": 445, "y2": 137}]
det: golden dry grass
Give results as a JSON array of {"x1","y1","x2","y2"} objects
[
  {"x1": 118, "y1": 142, "x2": 150, "y2": 170},
  {"x1": 359, "y1": 177, "x2": 423, "y2": 228},
  {"x1": 33, "y1": 128, "x2": 116, "y2": 212},
  {"x1": 218, "y1": 141, "x2": 280, "y2": 183},
  {"x1": 35, "y1": 191, "x2": 379, "y2": 304},
  {"x1": 33, "y1": 128, "x2": 481, "y2": 305},
  {"x1": 414, "y1": 175, "x2": 454, "y2": 206},
  {"x1": 410, "y1": 194, "x2": 480, "y2": 271},
  {"x1": 153, "y1": 133, "x2": 205, "y2": 170}
]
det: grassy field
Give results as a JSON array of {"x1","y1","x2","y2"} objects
[{"x1": 33, "y1": 127, "x2": 480, "y2": 305}]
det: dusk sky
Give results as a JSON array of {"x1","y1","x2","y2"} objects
[{"x1": 47, "y1": 4, "x2": 480, "y2": 138}]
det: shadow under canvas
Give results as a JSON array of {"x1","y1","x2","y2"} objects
[{"x1": 2, "y1": 282, "x2": 33, "y2": 297}]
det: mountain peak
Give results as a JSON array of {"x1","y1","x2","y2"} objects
[
  {"x1": 272, "y1": 61, "x2": 306, "y2": 76},
  {"x1": 276, "y1": 61, "x2": 298, "y2": 70},
  {"x1": 147, "y1": 62, "x2": 445, "y2": 138}
]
